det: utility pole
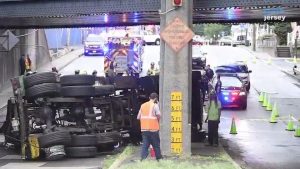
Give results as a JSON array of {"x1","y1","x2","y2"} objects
[
  {"x1": 160, "y1": 0, "x2": 192, "y2": 156},
  {"x1": 252, "y1": 24, "x2": 256, "y2": 51}
]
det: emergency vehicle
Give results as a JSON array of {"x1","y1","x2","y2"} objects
[{"x1": 104, "y1": 36, "x2": 144, "y2": 76}]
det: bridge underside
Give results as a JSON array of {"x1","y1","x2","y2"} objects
[{"x1": 0, "y1": 0, "x2": 300, "y2": 28}]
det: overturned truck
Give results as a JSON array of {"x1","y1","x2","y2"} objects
[
  {"x1": 2, "y1": 67, "x2": 204, "y2": 160},
  {"x1": 2, "y1": 73, "x2": 146, "y2": 160}
]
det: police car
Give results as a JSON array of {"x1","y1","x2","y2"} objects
[
  {"x1": 213, "y1": 73, "x2": 248, "y2": 110},
  {"x1": 215, "y1": 62, "x2": 252, "y2": 91}
]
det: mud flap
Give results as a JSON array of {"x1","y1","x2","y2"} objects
[{"x1": 22, "y1": 135, "x2": 40, "y2": 160}]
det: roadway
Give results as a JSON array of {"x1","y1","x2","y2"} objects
[{"x1": 0, "y1": 45, "x2": 300, "y2": 168}]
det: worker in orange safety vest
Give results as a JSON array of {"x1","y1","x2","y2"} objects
[{"x1": 137, "y1": 92, "x2": 163, "y2": 161}]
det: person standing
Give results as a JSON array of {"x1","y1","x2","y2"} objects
[
  {"x1": 19, "y1": 54, "x2": 26, "y2": 75},
  {"x1": 205, "y1": 65, "x2": 214, "y2": 81},
  {"x1": 205, "y1": 91, "x2": 221, "y2": 146},
  {"x1": 215, "y1": 75, "x2": 222, "y2": 96},
  {"x1": 147, "y1": 62, "x2": 159, "y2": 76},
  {"x1": 137, "y1": 93, "x2": 162, "y2": 161},
  {"x1": 24, "y1": 54, "x2": 32, "y2": 72}
]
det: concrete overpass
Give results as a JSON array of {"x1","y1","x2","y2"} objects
[{"x1": 0, "y1": 0, "x2": 299, "y2": 28}]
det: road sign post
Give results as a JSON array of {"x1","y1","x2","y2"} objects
[{"x1": 160, "y1": 0, "x2": 193, "y2": 156}]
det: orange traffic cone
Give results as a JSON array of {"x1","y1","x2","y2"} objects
[{"x1": 150, "y1": 145, "x2": 155, "y2": 157}]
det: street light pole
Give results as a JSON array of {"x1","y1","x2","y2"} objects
[{"x1": 295, "y1": 30, "x2": 299, "y2": 59}]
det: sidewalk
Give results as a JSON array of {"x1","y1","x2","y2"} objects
[
  {"x1": 240, "y1": 46, "x2": 300, "y2": 82},
  {"x1": 0, "y1": 46, "x2": 83, "y2": 111},
  {"x1": 106, "y1": 143, "x2": 241, "y2": 169}
]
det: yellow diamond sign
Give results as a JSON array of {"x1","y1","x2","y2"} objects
[{"x1": 160, "y1": 17, "x2": 194, "y2": 53}]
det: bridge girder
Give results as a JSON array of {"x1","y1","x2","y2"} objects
[{"x1": 0, "y1": 0, "x2": 300, "y2": 28}]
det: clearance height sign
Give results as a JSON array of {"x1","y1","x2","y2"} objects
[{"x1": 170, "y1": 92, "x2": 183, "y2": 154}]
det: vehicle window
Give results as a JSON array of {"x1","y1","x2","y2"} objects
[
  {"x1": 220, "y1": 76, "x2": 242, "y2": 87},
  {"x1": 216, "y1": 65, "x2": 248, "y2": 73}
]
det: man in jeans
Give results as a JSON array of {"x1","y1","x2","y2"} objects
[{"x1": 137, "y1": 93, "x2": 162, "y2": 161}]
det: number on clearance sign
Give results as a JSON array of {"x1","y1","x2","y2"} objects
[
  {"x1": 171, "y1": 143, "x2": 182, "y2": 154},
  {"x1": 171, "y1": 111, "x2": 182, "y2": 122},
  {"x1": 171, "y1": 101, "x2": 182, "y2": 112},
  {"x1": 171, "y1": 133, "x2": 182, "y2": 143},
  {"x1": 171, "y1": 92, "x2": 182, "y2": 101},
  {"x1": 171, "y1": 122, "x2": 182, "y2": 133}
]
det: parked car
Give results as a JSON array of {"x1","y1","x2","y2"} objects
[
  {"x1": 219, "y1": 36, "x2": 232, "y2": 46},
  {"x1": 213, "y1": 74, "x2": 248, "y2": 110},
  {"x1": 215, "y1": 62, "x2": 252, "y2": 91}
]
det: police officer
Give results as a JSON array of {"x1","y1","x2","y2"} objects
[
  {"x1": 147, "y1": 62, "x2": 159, "y2": 76},
  {"x1": 205, "y1": 91, "x2": 221, "y2": 146}
]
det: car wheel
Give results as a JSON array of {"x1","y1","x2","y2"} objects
[
  {"x1": 70, "y1": 134, "x2": 97, "y2": 147},
  {"x1": 38, "y1": 131, "x2": 71, "y2": 148},
  {"x1": 246, "y1": 82, "x2": 251, "y2": 91},
  {"x1": 24, "y1": 72, "x2": 58, "y2": 89},
  {"x1": 155, "y1": 39, "x2": 160, "y2": 45},
  {"x1": 60, "y1": 75, "x2": 95, "y2": 86},
  {"x1": 61, "y1": 86, "x2": 95, "y2": 97},
  {"x1": 94, "y1": 85, "x2": 115, "y2": 96},
  {"x1": 65, "y1": 147, "x2": 97, "y2": 158},
  {"x1": 241, "y1": 102, "x2": 247, "y2": 110},
  {"x1": 25, "y1": 83, "x2": 60, "y2": 98}
]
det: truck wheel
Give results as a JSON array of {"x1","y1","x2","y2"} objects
[
  {"x1": 61, "y1": 86, "x2": 95, "y2": 97},
  {"x1": 114, "y1": 76, "x2": 137, "y2": 89},
  {"x1": 70, "y1": 134, "x2": 97, "y2": 147},
  {"x1": 65, "y1": 147, "x2": 97, "y2": 158},
  {"x1": 25, "y1": 83, "x2": 60, "y2": 98},
  {"x1": 96, "y1": 131, "x2": 121, "y2": 145},
  {"x1": 155, "y1": 39, "x2": 160, "y2": 45},
  {"x1": 94, "y1": 85, "x2": 115, "y2": 96},
  {"x1": 24, "y1": 72, "x2": 58, "y2": 89},
  {"x1": 38, "y1": 131, "x2": 71, "y2": 148},
  {"x1": 60, "y1": 75, "x2": 95, "y2": 86}
]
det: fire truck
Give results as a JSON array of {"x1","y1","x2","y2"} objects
[{"x1": 104, "y1": 36, "x2": 144, "y2": 77}]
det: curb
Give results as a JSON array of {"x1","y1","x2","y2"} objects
[
  {"x1": 107, "y1": 146, "x2": 135, "y2": 169},
  {"x1": 281, "y1": 70, "x2": 300, "y2": 82},
  {"x1": 57, "y1": 52, "x2": 83, "y2": 72}
]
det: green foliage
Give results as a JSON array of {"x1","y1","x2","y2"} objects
[
  {"x1": 193, "y1": 24, "x2": 205, "y2": 36},
  {"x1": 204, "y1": 24, "x2": 231, "y2": 39},
  {"x1": 273, "y1": 23, "x2": 292, "y2": 45}
]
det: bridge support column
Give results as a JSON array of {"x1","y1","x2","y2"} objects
[{"x1": 160, "y1": 0, "x2": 192, "y2": 156}]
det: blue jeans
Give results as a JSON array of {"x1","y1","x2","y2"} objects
[{"x1": 141, "y1": 131, "x2": 162, "y2": 160}]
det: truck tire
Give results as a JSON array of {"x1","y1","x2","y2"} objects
[
  {"x1": 65, "y1": 147, "x2": 97, "y2": 158},
  {"x1": 114, "y1": 76, "x2": 137, "y2": 89},
  {"x1": 60, "y1": 75, "x2": 95, "y2": 86},
  {"x1": 26, "y1": 83, "x2": 60, "y2": 98},
  {"x1": 61, "y1": 86, "x2": 95, "y2": 97},
  {"x1": 96, "y1": 131, "x2": 121, "y2": 145},
  {"x1": 38, "y1": 131, "x2": 71, "y2": 148},
  {"x1": 70, "y1": 134, "x2": 97, "y2": 147},
  {"x1": 24, "y1": 72, "x2": 58, "y2": 89},
  {"x1": 94, "y1": 85, "x2": 115, "y2": 96}
]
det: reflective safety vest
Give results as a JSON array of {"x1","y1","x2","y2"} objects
[
  {"x1": 207, "y1": 101, "x2": 220, "y2": 121},
  {"x1": 147, "y1": 68, "x2": 159, "y2": 76},
  {"x1": 140, "y1": 101, "x2": 160, "y2": 131},
  {"x1": 25, "y1": 58, "x2": 31, "y2": 70}
]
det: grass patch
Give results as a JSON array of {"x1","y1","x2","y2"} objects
[
  {"x1": 119, "y1": 159, "x2": 237, "y2": 169},
  {"x1": 102, "y1": 146, "x2": 136, "y2": 169}
]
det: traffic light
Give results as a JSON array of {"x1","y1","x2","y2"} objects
[{"x1": 173, "y1": 0, "x2": 183, "y2": 7}]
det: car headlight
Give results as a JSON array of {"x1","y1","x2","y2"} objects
[{"x1": 239, "y1": 92, "x2": 246, "y2": 96}]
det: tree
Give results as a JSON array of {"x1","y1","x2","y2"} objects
[
  {"x1": 193, "y1": 24, "x2": 205, "y2": 36},
  {"x1": 273, "y1": 23, "x2": 292, "y2": 45},
  {"x1": 204, "y1": 24, "x2": 231, "y2": 39}
]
